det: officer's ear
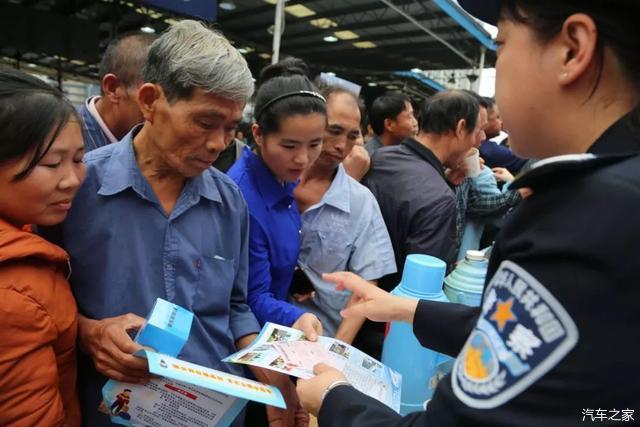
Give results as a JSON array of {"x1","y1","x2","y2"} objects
[
  {"x1": 556, "y1": 13, "x2": 598, "y2": 87},
  {"x1": 137, "y1": 83, "x2": 162, "y2": 123}
]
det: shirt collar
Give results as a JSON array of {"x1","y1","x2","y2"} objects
[
  {"x1": 307, "y1": 164, "x2": 351, "y2": 214},
  {"x1": 402, "y1": 138, "x2": 447, "y2": 180},
  {"x1": 98, "y1": 125, "x2": 222, "y2": 204},
  {"x1": 86, "y1": 96, "x2": 119, "y2": 144},
  {"x1": 588, "y1": 107, "x2": 640, "y2": 155},
  {"x1": 243, "y1": 147, "x2": 296, "y2": 208}
]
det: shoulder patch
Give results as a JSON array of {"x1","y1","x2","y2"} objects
[{"x1": 451, "y1": 261, "x2": 579, "y2": 409}]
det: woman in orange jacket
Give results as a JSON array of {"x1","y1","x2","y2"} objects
[{"x1": 0, "y1": 68, "x2": 86, "y2": 426}]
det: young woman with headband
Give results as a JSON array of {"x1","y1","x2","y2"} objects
[{"x1": 228, "y1": 58, "x2": 327, "y2": 426}]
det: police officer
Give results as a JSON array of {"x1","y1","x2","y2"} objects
[{"x1": 295, "y1": 1, "x2": 640, "y2": 425}]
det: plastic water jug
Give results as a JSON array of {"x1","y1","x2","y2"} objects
[
  {"x1": 381, "y1": 254, "x2": 452, "y2": 415},
  {"x1": 443, "y1": 250, "x2": 488, "y2": 307}
]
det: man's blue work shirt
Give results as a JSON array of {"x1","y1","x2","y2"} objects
[
  {"x1": 228, "y1": 147, "x2": 305, "y2": 327},
  {"x1": 63, "y1": 129, "x2": 259, "y2": 426},
  {"x1": 291, "y1": 164, "x2": 396, "y2": 337}
]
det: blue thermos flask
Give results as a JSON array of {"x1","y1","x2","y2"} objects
[
  {"x1": 443, "y1": 250, "x2": 488, "y2": 307},
  {"x1": 381, "y1": 254, "x2": 452, "y2": 415}
]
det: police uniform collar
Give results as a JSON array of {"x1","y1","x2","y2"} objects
[
  {"x1": 510, "y1": 153, "x2": 636, "y2": 191},
  {"x1": 587, "y1": 107, "x2": 640, "y2": 155},
  {"x1": 511, "y1": 111, "x2": 640, "y2": 190}
]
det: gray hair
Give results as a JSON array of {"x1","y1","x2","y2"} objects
[{"x1": 143, "y1": 20, "x2": 254, "y2": 104}]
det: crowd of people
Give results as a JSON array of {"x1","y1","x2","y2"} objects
[{"x1": 0, "y1": 0, "x2": 638, "y2": 426}]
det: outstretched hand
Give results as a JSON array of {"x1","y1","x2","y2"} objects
[{"x1": 322, "y1": 272, "x2": 418, "y2": 324}]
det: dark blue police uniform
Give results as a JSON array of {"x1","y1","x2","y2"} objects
[{"x1": 318, "y1": 111, "x2": 640, "y2": 426}]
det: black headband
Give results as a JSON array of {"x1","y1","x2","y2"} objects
[{"x1": 255, "y1": 90, "x2": 326, "y2": 121}]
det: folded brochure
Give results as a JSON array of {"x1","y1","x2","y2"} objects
[{"x1": 224, "y1": 322, "x2": 402, "y2": 412}]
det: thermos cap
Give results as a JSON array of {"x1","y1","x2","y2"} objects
[
  {"x1": 397, "y1": 254, "x2": 447, "y2": 299},
  {"x1": 465, "y1": 250, "x2": 485, "y2": 262}
]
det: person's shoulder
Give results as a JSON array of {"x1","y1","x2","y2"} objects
[
  {"x1": 511, "y1": 153, "x2": 640, "y2": 196},
  {"x1": 203, "y1": 167, "x2": 246, "y2": 206},
  {"x1": 83, "y1": 141, "x2": 118, "y2": 166},
  {"x1": 368, "y1": 144, "x2": 420, "y2": 174},
  {"x1": 505, "y1": 153, "x2": 640, "y2": 241},
  {"x1": 346, "y1": 174, "x2": 379, "y2": 207}
]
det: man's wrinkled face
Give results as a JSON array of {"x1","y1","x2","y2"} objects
[{"x1": 148, "y1": 88, "x2": 243, "y2": 178}]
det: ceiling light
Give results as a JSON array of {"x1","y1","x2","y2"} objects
[
  {"x1": 237, "y1": 47, "x2": 254, "y2": 54},
  {"x1": 323, "y1": 35, "x2": 338, "y2": 43},
  {"x1": 285, "y1": 4, "x2": 315, "y2": 18},
  {"x1": 386, "y1": 85, "x2": 399, "y2": 90},
  {"x1": 368, "y1": 82, "x2": 378, "y2": 87},
  {"x1": 140, "y1": 26, "x2": 156, "y2": 34},
  {"x1": 259, "y1": 53, "x2": 272, "y2": 59},
  {"x1": 219, "y1": 1, "x2": 236, "y2": 10},
  {"x1": 310, "y1": 18, "x2": 338, "y2": 29},
  {"x1": 333, "y1": 30, "x2": 359, "y2": 40},
  {"x1": 353, "y1": 41, "x2": 376, "y2": 49}
]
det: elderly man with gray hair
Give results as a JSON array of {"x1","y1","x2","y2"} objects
[{"x1": 60, "y1": 20, "x2": 271, "y2": 426}]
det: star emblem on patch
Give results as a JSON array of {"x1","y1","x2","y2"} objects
[{"x1": 452, "y1": 261, "x2": 579, "y2": 409}]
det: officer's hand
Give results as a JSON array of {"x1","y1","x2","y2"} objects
[
  {"x1": 343, "y1": 145, "x2": 370, "y2": 181},
  {"x1": 292, "y1": 313, "x2": 323, "y2": 341},
  {"x1": 323, "y1": 272, "x2": 418, "y2": 324},
  {"x1": 78, "y1": 313, "x2": 151, "y2": 383},
  {"x1": 297, "y1": 364, "x2": 349, "y2": 417}
]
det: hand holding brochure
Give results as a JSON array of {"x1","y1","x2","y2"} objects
[
  {"x1": 224, "y1": 322, "x2": 402, "y2": 412},
  {"x1": 101, "y1": 299, "x2": 285, "y2": 426}
]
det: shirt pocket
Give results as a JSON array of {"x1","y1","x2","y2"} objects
[
  {"x1": 194, "y1": 254, "x2": 235, "y2": 314},
  {"x1": 304, "y1": 229, "x2": 352, "y2": 275}
]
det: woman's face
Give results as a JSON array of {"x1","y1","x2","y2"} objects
[
  {"x1": 254, "y1": 113, "x2": 325, "y2": 183},
  {"x1": 495, "y1": 18, "x2": 559, "y2": 159},
  {"x1": 0, "y1": 120, "x2": 85, "y2": 227}
]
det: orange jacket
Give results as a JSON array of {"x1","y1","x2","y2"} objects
[{"x1": 0, "y1": 218, "x2": 80, "y2": 427}]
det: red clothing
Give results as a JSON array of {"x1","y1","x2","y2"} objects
[{"x1": 0, "y1": 218, "x2": 80, "y2": 426}]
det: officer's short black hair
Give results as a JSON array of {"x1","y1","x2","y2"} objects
[
  {"x1": 418, "y1": 90, "x2": 480, "y2": 135},
  {"x1": 502, "y1": 0, "x2": 640, "y2": 97},
  {"x1": 369, "y1": 93, "x2": 411, "y2": 136}
]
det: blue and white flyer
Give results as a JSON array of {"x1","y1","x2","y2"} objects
[
  {"x1": 101, "y1": 299, "x2": 285, "y2": 426},
  {"x1": 224, "y1": 322, "x2": 402, "y2": 413}
]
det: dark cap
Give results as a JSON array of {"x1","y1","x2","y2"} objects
[{"x1": 458, "y1": 0, "x2": 501, "y2": 25}]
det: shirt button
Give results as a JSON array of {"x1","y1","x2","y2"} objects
[
  {"x1": 288, "y1": 204, "x2": 292, "y2": 209},
  {"x1": 299, "y1": 229, "x2": 301, "y2": 234}
]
